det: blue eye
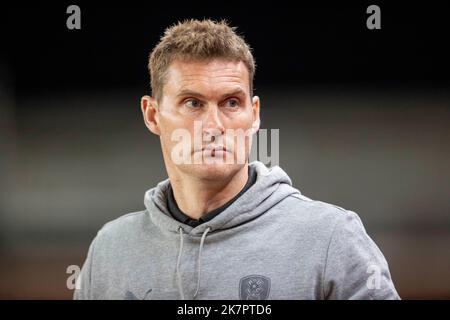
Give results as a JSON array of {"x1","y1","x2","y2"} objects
[
  {"x1": 185, "y1": 99, "x2": 201, "y2": 108},
  {"x1": 226, "y1": 99, "x2": 239, "y2": 108}
]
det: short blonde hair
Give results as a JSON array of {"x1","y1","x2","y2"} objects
[{"x1": 148, "y1": 19, "x2": 255, "y2": 101}]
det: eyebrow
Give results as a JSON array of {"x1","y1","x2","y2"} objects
[{"x1": 176, "y1": 88, "x2": 247, "y2": 100}]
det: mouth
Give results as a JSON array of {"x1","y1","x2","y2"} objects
[
  {"x1": 202, "y1": 145, "x2": 228, "y2": 152},
  {"x1": 199, "y1": 145, "x2": 230, "y2": 157}
]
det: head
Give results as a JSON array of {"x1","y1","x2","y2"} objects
[{"x1": 141, "y1": 19, "x2": 260, "y2": 181}]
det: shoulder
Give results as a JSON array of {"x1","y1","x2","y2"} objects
[
  {"x1": 101, "y1": 210, "x2": 148, "y2": 229},
  {"x1": 94, "y1": 210, "x2": 150, "y2": 246},
  {"x1": 275, "y1": 192, "x2": 365, "y2": 237}
]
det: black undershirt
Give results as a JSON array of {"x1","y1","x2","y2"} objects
[{"x1": 167, "y1": 166, "x2": 257, "y2": 228}]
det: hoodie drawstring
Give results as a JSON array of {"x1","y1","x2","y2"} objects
[
  {"x1": 176, "y1": 226, "x2": 185, "y2": 300},
  {"x1": 193, "y1": 226, "x2": 211, "y2": 299},
  {"x1": 176, "y1": 226, "x2": 211, "y2": 300}
]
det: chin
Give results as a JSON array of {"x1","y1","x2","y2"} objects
[{"x1": 187, "y1": 161, "x2": 243, "y2": 181}]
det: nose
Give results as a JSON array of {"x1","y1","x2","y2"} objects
[{"x1": 202, "y1": 105, "x2": 225, "y2": 142}]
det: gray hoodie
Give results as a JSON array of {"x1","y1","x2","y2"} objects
[{"x1": 74, "y1": 161, "x2": 400, "y2": 300}]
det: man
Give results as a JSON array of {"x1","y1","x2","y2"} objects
[{"x1": 74, "y1": 19, "x2": 400, "y2": 300}]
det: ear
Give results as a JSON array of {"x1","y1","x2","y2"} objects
[
  {"x1": 251, "y1": 95, "x2": 261, "y2": 134},
  {"x1": 141, "y1": 95, "x2": 161, "y2": 135}
]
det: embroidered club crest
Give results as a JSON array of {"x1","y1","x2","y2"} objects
[{"x1": 239, "y1": 275, "x2": 271, "y2": 300}]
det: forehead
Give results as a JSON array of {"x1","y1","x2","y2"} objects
[{"x1": 164, "y1": 59, "x2": 250, "y2": 96}]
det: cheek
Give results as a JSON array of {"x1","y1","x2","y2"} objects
[
  {"x1": 159, "y1": 110, "x2": 190, "y2": 133},
  {"x1": 159, "y1": 117, "x2": 196, "y2": 148},
  {"x1": 224, "y1": 110, "x2": 254, "y2": 129},
  {"x1": 230, "y1": 118, "x2": 253, "y2": 132}
]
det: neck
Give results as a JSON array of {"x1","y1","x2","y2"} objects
[{"x1": 168, "y1": 165, "x2": 249, "y2": 220}]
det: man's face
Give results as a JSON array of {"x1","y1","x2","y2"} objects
[{"x1": 142, "y1": 58, "x2": 260, "y2": 181}]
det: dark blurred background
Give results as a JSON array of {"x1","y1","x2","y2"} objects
[{"x1": 1, "y1": 1, "x2": 449, "y2": 299}]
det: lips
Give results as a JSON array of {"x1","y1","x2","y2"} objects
[
  {"x1": 199, "y1": 145, "x2": 230, "y2": 158},
  {"x1": 202, "y1": 145, "x2": 227, "y2": 152}
]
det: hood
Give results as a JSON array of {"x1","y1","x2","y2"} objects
[
  {"x1": 143, "y1": 160, "x2": 300, "y2": 299},
  {"x1": 144, "y1": 160, "x2": 300, "y2": 236}
]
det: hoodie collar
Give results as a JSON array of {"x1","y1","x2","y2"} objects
[
  {"x1": 166, "y1": 165, "x2": 257, "y2": 228},
  {"x1": 144, "y1": 161, "x2": 300, "y2": 236}
]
